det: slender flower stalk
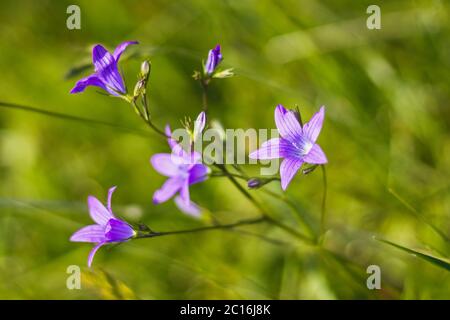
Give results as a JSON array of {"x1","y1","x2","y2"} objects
[
  {"x1": 136, "y1": 216, "x2": 267, "y2": 239},
  {"x1": 319, "y1": 165, "x2": 328, "y2": 245},
  {"x1": 70, "y1": 186, "x2": 136, "y2": 267},
  {"x1": 212, "y1": 164, "x2": 314, "y2": 244}
]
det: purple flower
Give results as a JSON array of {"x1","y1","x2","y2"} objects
[
  {"x1": 151, "y1": 112, "x2": 208, "y2": 217},
  {"x1": 250, "y1": 105, "x2": 327, "y2": 190},
  {"x1": 204, "y1": 44, "x2": 222, "y2": 75},
  {"x1": 70, "y1": 186, "x2": 135, "y2": 267},
  {"x1": 70, "y1": 41, "x2": 138, "y2": 96}
]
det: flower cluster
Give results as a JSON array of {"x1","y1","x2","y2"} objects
[{"x1": 69, "y1": 42, "x2": 327, "y2": 267}]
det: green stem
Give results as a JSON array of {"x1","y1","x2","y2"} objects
[
  {"x1": 209, "y1": 171, "x2": 279, "y2": 183},
  {"x1": 213, "y1": 163, "x2": 313, "y2": 244},
  {"x1": 136, "y1": 216, "x2": 267, "y2": 239},
  {"x1": 0, "y1": 101, "x2": 150, "y2": 137},
  {"x1": 141, "y1": 94, "x2": 150, "y2": 121},
  {"x1": 319, "y1": 165, "x2": 328, "y2": 244},
  {"x1": 131, "y1": 99, "x2": 168, "y2": 139},
  {"x1": 201, "y1": 80, "x2": 208, "y2": 112},
  {"x1": 260, "y1": 188, "x2": 316, "y2": 239}
]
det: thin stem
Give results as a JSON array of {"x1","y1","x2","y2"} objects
[
  {"x1": 131, "y1": 99, "x2": 168, "y2": 139},
  {"x1": 229, "y1": 229, "x2": 288, "y2": 246},
  {"x1": 264, "y1": 214, "x2": 314, "y2": 244},
  {"x1": 201, "y1": 80, "x2": 208, "y2": 112},
  {"x1": 212, "y1": 163, "x2": 313, "y2": 244},
  {"x1": 319, "y1": 165, "x2": 327, "y2": 244},
  {"x1": 210, "y1": 170, "x2": 316, "y2": 239},
  {"x1": 260, "y1": 188, "x2": 316, "y2": 239},
  {"x1": 210, "y1": 172, "x2": 247, "y2": 180},
  {"x1": 209, "y1": 172, "x2": 280, "y2": 184},
  {"x1": 0, "y1": 101, "x2": 150, "y2": 137},
  {"x1": 141, "y1": 94, "x2": 150, "y2": 121},
  {"x1": 136, "y1": 216, "x2": 267, "y2": 239},
  {"x1": 145, "y1": 120, "x2": 168, "y2": 138}
]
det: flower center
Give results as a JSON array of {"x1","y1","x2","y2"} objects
[
  {"x1": 302, "y1": 141, "x2": 313, "y2": 155},
  {"x1": 292, "y1": 137, "x2": 313, "y2": 157}
]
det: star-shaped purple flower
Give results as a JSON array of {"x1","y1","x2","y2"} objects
[
  {"x1": 70, "y1": 41, "x2": 138, "y2": 96},
  {"x1": 151, "y1": 112, "x2": 208, "y2": 217},
  {"x1": 250, "y1": 105, "x2": 328, "y2": 190},
  {"x1": 70, "y1": 186, "x2": 135, "y2": 267},
  {"x1": 204, "y1": 44, "x2": 222, "y2": 75}
]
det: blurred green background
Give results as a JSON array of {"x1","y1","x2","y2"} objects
[{"x1": 0, "y1": 0, "x2": 449, "y2": 299}]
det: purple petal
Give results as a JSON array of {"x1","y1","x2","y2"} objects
[
  {"x1": 274, "y1": 105, "x2": 302, "y2": 142},
  {"x1": 70, "y1": 74, "x2": 108, "y2": 94},
  {"x1": 153, "y1": 177, "x2": 184, "y2": 204},
  {"x1": 88, "y1": 195, "x2": 115, "y2": 225},
  {"x1": 174, "y1": 196, "x2": 201, "y2": 217},
  {"x1": 303, "y1": 106, "x2": 325, "y2": 143},
  {"x1": 188, "y1": 164, "x2": 209, "y2": 184},
  {"x1": 179, "y1": 179, "x2": 190, "y2": 203},
  {"x1": 107, "y1": 186, "x2": 117, "y2": 213},
  {"x1": 92, "y1": 44, "x2": 125, "y2": 95},
  {"x1": 205, "y1": 44, "x2": 222, "y2": 74},
  {"x1": 105, "y1": 219, "x2": 135, "y2": 242},
  {"x1": 70, "y1": 224, "x2": 106, "y2": 243},
  {"x1": 171, "y1": 145, "x2": 201, "y2": 165},
  {"x1": 279, "y1": 157, "x2": 303, "y2": 190},
  {"x1": 113, "y1": 41, "x2": 138, "y2": 61},
  {"x1": 249, "y1": 138, "x2": 299, "y2": 160},
  {"x1": 92, "y1": 45, "x2": 115, "y2": 73},
  {"x1": 88, "y1": 242, "x2": 105, "y2": 268},
  {"x1": 249, "y1": 138, "x2": 281, "y2": 159},
  {"x1": 98, "y1": 63, "x2": 125, "y2": 95},
  {"x1": 185, "y1": 150, "x2": 202, "y2": 165},
  {"x1": 165, "y1": 125, "x2": 177, "y2": 149},
  {"x1": 303, "y1": 144, "x2": 327, "y2": 164},
  {"x1": 151, "y1": 153, "x2": 179, "y2": 177},
  {"x1": 193, "y1": 111, "x2": 206, "y2": 141}
]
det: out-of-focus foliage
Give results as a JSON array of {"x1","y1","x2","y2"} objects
[{"x1": 0, "y1": 0, "x2": 449, "y2": 299}]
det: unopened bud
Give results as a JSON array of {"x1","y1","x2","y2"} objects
[
  {"x1": 247, "y1": 178, "x2": 262, "y2": 189},
  {"x1": 140, "y1": 60, "x2": 151, "y2": 79},
  {"x1": 133, "y1": 79, "x2": 145, "y2": 97}
]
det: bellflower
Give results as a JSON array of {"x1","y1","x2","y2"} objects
[
  {"x1": 70, "y1": 186, "x2": 136, "y2": 267},
  {"x1": 151, "y1": 112, "x2": 208, "y2": 217},
  {"x1": 204, "y1": 45, "x2": 222, "y2": 75},
  {"x1": 250, "y1": 105, "x2": 327, "y2": 190},
  {"x1": 70, "y1": 41, "x2": 138, "y2": 96}
]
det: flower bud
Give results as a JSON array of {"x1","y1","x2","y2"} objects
[
  {"x1": 247, "y1": 178, "x2": 262, "y2": 189},
  {"x1": 204, "y1": 45, "x2": 222, "y2": 75},
  {"x1": 133, "y1": 79, "x2": 145, "y2": 97},
  {"x1": 140, "y1": 60, "x2": 151, "y2": 79}
]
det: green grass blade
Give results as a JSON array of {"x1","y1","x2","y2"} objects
[
  {"x1": 0, "y1": 101, "x2": 150, "y2": 137},
  {"x1": 388, "y1": 188, "x2": 449, "y2": 243},
  {"x1": 376, "y1": 237, "x2": 450, "y2": 271}
]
